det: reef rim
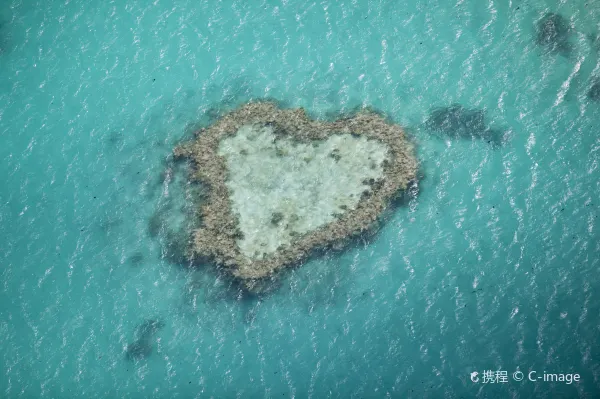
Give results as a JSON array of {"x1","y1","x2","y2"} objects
[{"x1": 174, "y1": 101, "x2": 418, "y2": 292}]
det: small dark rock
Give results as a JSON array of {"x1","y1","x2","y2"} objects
[
  {"x1": 329, "y1": 149, "x2": 342, "y2": 161},
  {"x1": 231, "y1": 228, "x2": 245, "y2": 239},
  {"x1": 272, "y1": 124, "x2": 288, "y2": 137},
  {"x1": 362, "y1": 178, "x2": 376, "y2": 186},
  {"x1": 271, "y1": 212, "x2": 284, "y2": 226}
]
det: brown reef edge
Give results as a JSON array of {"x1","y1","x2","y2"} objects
[{"x1": 174, "y1": 101, "x2": 419, "y2": 292}]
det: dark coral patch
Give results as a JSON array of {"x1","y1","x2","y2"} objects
[
  {"x1": 125, "y1": 340, "x2": 153, "y2": 361},
  {"x1": 535, "y1": 13, "x2": 572, "y2": 55},
  {"x1": 128, "y1": 252, "x2": 145, "y2": 267},
  {"x1": 588, "y1": 80, "x2": 600, "y2": 102},
  {"x1": 425, "y1": 104, "x2": 502, "y2": 145},
  {"x1": 124, "y1": 318, "x2": 165, "y2": 361}
]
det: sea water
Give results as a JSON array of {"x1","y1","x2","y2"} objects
[{"x1": 1, "y1": 0, "x2": 599, "y2": 397}]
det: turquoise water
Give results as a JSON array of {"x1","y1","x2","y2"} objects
[{"x1": 1, "y1": 0, "x2": 600, "y2": 397}]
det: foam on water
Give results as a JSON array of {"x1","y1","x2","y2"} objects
[{"x1": 1, "y1": 0, "x2": 599, "y2": 397}]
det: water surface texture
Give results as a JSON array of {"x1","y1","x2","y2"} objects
[{"x1": 1, "y1": 0, "x2": 600, "y2": 397}]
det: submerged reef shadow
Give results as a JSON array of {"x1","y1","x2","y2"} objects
[
  {"x1": 136, "y1": 319, "x2": 165, "y2": 340},
  {"x1": 124, "y1": 318, "x2": 165, "y2": 361},
  {"x1": 535, "y1": 12, "x2": 573, "y2": 57},
  {"x1": 178, "y1": 266, "x2": 276, "y2": 328},
  {"x1": 588, "y1": 79, "x2": 600, "y2": 102},
  {"x1": 186, "y1": 258, "x2": 282, "y2": 304},
  {"x1": 98, "y1": 209, "x2": 124, "y2": 236},
  {"x1": 588, "y1": 32, "x2": 600, "y2": 53},
  {"x1": 0, "y1": 17, "x2": 10, "y2": 56},
  {"x1": 148, "y1": 206, "x2": 195, "y2": 268},
  {"x1": 147, "y1": 208, "x2": 166, "y2": 238},
  {"x1": 160, "y1": 228, "x2": 193, "y2": 266},
  {"x1": 145, "y1": 153, "x2": 206, "y2": 268},
  {"x1": 127, "y1": 251, "x2": 145, "y2": 267},
  {"x1": 425, "y1": 104, "x2": 504, "y2": 147},
  {"x1": 106, "y1": 130, "x2": 126, "y2": 151}
]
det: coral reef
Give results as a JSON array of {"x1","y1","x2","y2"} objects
[
  {"x1": 174, "y1": 101, "x2": 418, "y2": 292},
  {"x1": 426, "y1": 104, "x2": 485, "y2": 135},
  {"x1": 125, "y1": 340, "x2": 152, "y2": 361},
  {"x1": 125, "y1": 318, "x2": 165, "y2": 361},
  {"x1": 136, "y1": 319, "x2": 165, "y2": 338},
  {"x1": 588, "y1": 80, "x2": 600, "y2": 102},
  {"x1": 425, "y1": 104, "x2": 502, "y2": 145},
  {"x1": 535, "y1": 13, "x2": 572, "y2": 55}
]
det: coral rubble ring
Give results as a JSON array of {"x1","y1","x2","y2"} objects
[{"x1": 174, "y1": 101, "x2": 418, "y2": 291}]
